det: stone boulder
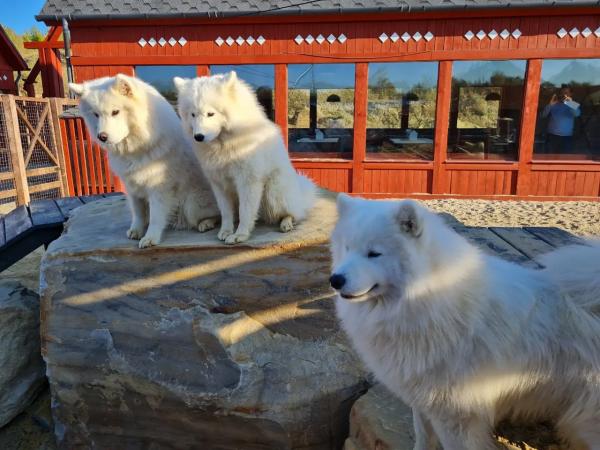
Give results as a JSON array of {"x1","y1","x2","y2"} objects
[
  {"x1": 0, "y1": 281, "x2": 46, "y2": 427},
  {"x1": 40, "y1": 192, "x2": 368, "y2": 449}
]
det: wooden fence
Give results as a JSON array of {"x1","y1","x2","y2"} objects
[{"x1": 0, "y1": 95, "x2": 123, "y2": 207}]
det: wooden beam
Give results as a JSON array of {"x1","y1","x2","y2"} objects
[
  {"x1": 49, "y1": 99, "x2": 70, "y2": 197},
  {"x1": 432, "y1": 61, "x2": 452, "y2": 194},
  {"x1": 24, "y1": 41, "x2": 64, "y2": 49},
  {"x1": 516, "y1": 59, "x2": 542, "y2": 197},
  {"x1": 274, "y1": 64, "x2": 288, "y2": 148},
  {"x1": 2, "y1": 96, "x2": 30, "y2": 205},
  {"x1": 352, "y1": 62, "x2": 368, "y2": 194},
  {"x1": 28, "y1": 180, "x2": 63, "y2": 194}
]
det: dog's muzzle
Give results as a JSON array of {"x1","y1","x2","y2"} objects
[
  {"x1": 329, "y1": 274, "x2": 346, "y2": 290},
  {"x1": 194, "y1": 133, "x2": 205, "y2": 142}
]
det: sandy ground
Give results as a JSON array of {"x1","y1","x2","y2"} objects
[{"x1": 0, "y1": 199, "x2": 597, "y2": 449}]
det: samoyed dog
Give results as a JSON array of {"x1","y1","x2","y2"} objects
[
  {"x1": 69, "y1": 74, "x2": 219, "y2": 248},
  {"x1": 174, "y1": 72, "x2": 316, "y2": 245},
  {"x1": 330, "y1": 194, "x2": 600, "y2": 450}
]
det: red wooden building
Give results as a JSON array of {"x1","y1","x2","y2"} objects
[
  {"x1": 0, "y1": 25, "x2": 28, "y2": 94},
  {"x1": 33, "y1": 0, "x2": 600, "y2": 200}
]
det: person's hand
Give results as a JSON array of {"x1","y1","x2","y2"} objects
[
  {"x1": 549, "y1": 94, "x2": 559, "y2": 105},
  {"x1": 563, "y1": 95, "x2": 572, "y2": 103}
]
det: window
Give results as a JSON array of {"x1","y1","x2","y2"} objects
[
  {"x1": 210, "y1": 65, "x2": 275, "y2": 121},
  {"x1": 533, "y1": 59, "x2": 600, "y2": 161},
  {"x1": 135, "y1": 65, "x2": 196, "y2": 104},
  {"x1": 448, "y1": 60, "x2": 527, "y2": 161},
  {"x1": 288, "y1": 64, "x2": 355, "y2": 159},
  {"x1": 367, "y1": 62, "x2": 438, "y2": 160}
]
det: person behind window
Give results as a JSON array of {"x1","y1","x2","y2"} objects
[{"x1": 542, "y1": 86, "x2": 581, "y2": 153}]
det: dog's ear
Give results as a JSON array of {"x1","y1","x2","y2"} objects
[
  {"x1": 395, "y1": 200, "x2": 423, "y2": 237},
  {"x1": 173, "y1": 77, "x2": 188, "y2": 92},
  {"x1": 224, "y1": 71, "x2": 238, "y2": 96},
  {"x1": 113, "y1": 74, "x2": 134, "y2": 97},
  {"x1": 336, "y1": 193, "x2": 355, "y2": 217},
  {"x1": 69, "y1": 83, "x2": 85, "y2": 97}
]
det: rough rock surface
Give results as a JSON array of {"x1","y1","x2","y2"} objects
[
  {"x1": 0, "y1": 281, "x2": 46, "y2": 427},
  {"x1": 40, "y1": 192, "x2": 368, "y2": 449}
]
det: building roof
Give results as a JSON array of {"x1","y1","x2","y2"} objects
[
  {"x1": 0, "y1": 25, "x2": 28, "y2": 71},
  {"x1": 36, "y1": 0, "x2": 600, "y2": 22}
]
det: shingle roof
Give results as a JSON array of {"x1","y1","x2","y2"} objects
[{"x1": 36, "y1": 0, "x2": 600, "y2": 22}]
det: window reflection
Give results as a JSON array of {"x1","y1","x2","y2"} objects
[
  {"x1": 367, "y1": 62, "x2": 437, "y2": 160},
  {"x1": 288, "y1": 64, "x2": 355, "y2": 159},
  {"x1": 135, "y1": 65, "x2": 196, "y2": 104},
  {"x1": 534, "y1": 59, "x2": 600, "y2": 161},
  {"x1": 210, "y1": 65, "x2": 275, "y2": 121},
  {"x1": 448, "y1": 60, "x2": 526, "y2": 161}
]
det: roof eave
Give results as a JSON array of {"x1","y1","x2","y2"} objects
[{"x1": 0, "y1": 25, "x2": 29, "y2": 71}]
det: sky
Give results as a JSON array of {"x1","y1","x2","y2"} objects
[{"x1": 1, "y1": 0, "x2": 47, "y2": 34}]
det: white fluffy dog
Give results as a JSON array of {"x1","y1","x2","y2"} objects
[
  {"x1": 174, "y1": 72, "x2": 316, "y2": 245},
  {"x1": 330, "y1": 194, "x2": 600, "y2": 450},
  {"x1": 69, "y1": 75, "x2": 219, "y2": 248}
]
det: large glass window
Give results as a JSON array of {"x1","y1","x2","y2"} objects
[
  {"x1": 135, "y1": 65, "x2": 196, "y2": 104},
  {"x1": 448, "y1": 60, "x2": 527, "y2": 161},
  {"x1": 533, "y1": 59, "x2": 600, "y2": 161},
  {"x1": 367, "y1": 62, "x2": 437, "y2": 160},
  {"x1": 288, "y1": 64, "x2": 355, "y2": 159},
  {"x1": 210, "y1": 65, "x2": 275, "y2": 121}
]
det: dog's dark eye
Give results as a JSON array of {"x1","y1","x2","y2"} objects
[
  {"x1": 94, "y1": 112, "x2": 99, "y2": 118},
  {"x1": 367, "y1": 251, "x2": 382, "y2": 258},
  {"x1": 207, "y1": 112, "x2": 215, "y2": 117},
  {"x1": 111, "y1": 110, "x2": 119, "y2": 116},
  {"x1": 191, "y1": 112, "x2": 195, "y2": 117}
]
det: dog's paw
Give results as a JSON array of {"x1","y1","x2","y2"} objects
[
  {"x1": 138, "y1": 234, "x2": 160, "y2": 248},
  {"x1": 217, "y1": 228, "x2": 234, "y2": 241},
  {"x1": 126, "y1": 227, "x2": 144, "y2": 240},
  {"x1": 280, "y1": 216, "x2": 294, "y2": 233},
  {"x1": 198, "y1": 218, "x2": 217, "y2": 233},
  {"x1": 224, "y1": 233, "x2": 250, "y2": 245}
]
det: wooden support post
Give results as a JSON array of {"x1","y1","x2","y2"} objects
[
  {"x1": 2, "y1": 95, "x2": 30, "y2": 205},
  {"x1": 516, "y1": 59, "x2": 542, "y2": 197},
  {"x1": 432, "y1": 61, "x2": 452, "y2": 194},
  {"x1": 352, "y1": 62, "x2": 368, "y2": 194},
  {"x1": 196, "y1": 65, "x2": 210, "y2": 77},
  {"x1": 49, "y1": 98, "x2": 69, "y2": 197},
  {"x1": 274, "y1": 64, "x2": 288, "y2": 148}
]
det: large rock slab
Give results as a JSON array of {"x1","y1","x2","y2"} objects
[
  {"x1": 40, "y1": 192, "x2": 368, "y2": 449},
  {"x1": 0, "y1": 281, "x2": 46, "y2": 427}
]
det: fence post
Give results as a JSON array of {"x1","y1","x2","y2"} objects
[
  {"x1": 2, "y1": 95, "x2": 30, "y2": 205},
  {"x1": 49, "y1": 98, "x2": 69, "y2": 197}
]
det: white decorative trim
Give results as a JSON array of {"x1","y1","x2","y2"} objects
[
  {"x1": 236, "y1": 36, "x2": 245, "y2": 46},
  {"x1": 401, "y1": 32, "x2": 411, "y2": 42},
  {"x1": 257, "y1": 35, "x2": 266, "y2": 45},
  {"x1": 511, "y1": 29, "x2": 522, "y2": 39},
  {"x1": 581, "y1": 27, "x2": 592, "y2": 38},
  {"x1": 557, "y1": 28, "x2": 568, "y2": 39},
  {"x1": 327, "y1": 34, "x2": 336, "y2": 44},
  {"x1": 476, "y1": 30, "x2": 486, "y2": 40},
  {"x1": 380, "y1": 33, "x2": 390, "y2": 43},
  {"x1": 595, "y1": 27, "x2": 600, "y2": 38},
  {"x1": 568, "y1": 27, "x2": 580, "y2": 38},
  {"x1": 424, "y1": 31, "x2": 434, "y2": 42},
  {"x1": 295, "y1": 34, "x2": 304, "y2": 45},
  {"x1": 464, "y1": 30, "x2": 475, "y2": 41},
  {"x1": 246, "y1": 36, "x2": 255, "y2": 45},
  {"x1": 148, "y1": 37, "x2": 157, "y2": 47},
  {"x1": 305, "y1": 34, "x2": 315, "y2": 44},
  {"x1": 168, "y1": 37, "x2": 177, "y2": 46},
  {"x1": 316, "y1": 34, "x2": 325, "y2": 44},
  {"x1": 1, "y1": 75, "x2": 7, "y2": 81},
  {"x1": 390, "y1": 32, "x2": 399, "y2": 43},
  {"x1": 338, "y1": 33, "x2": 347, "y2": 44},
  {"x1": 413, "y1": 31, "x2": 422, "y2": 42},
  {"x1": 488, "y1": 29, "x2": 498, "y2": 40},
  {"x1": 215, "y1": 37, "x2": 224, "y2": 46},
  {"x1": 500, "y1": 29, "x2": 510, "y2": 40},
  {"x1": 138, "y1": 38, "x2": 147, "y2": 47},
  {"x1": 226, "y1": 36, "x2": 235, "y2": 46},
  {"x1": 178, "y1": 37, "x2": 187, "y2": 46},
  {"x1": 158, "y1": 37, "x2": 167, "y2": 47}
]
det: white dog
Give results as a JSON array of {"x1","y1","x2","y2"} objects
[
  {"x1": 174, "y1": 72, "x2": 316, "y2": 245},
  {"x1": 330, "y1": 194, "x2": 600, "y2": 450},
  {"x1": 69, "y1": 75, "x2": 219, "y2": 248}
]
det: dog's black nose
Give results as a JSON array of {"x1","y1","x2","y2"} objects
[
  {"x1": 194, "y1": 133, "x2": 205, "y2": 142},
  {"x1": 97, "y1": 132, "x2": 108, "y2": 143},
  {"x1": 329, "y1": 274, "x2": 346, "y2": 290}
]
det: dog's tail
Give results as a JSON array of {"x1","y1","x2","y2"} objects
[{"x1": 540, "y1": 240, "x2": 600, "y2": 313}]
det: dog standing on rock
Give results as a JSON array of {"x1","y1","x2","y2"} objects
[
  {"x1": 330, "y1": 194, "x2": 600, "y2": 450},
  {"x1": 174, "y1": 72, "x2": 316, "y2": 245},
  {"x1": 70, "y1": 74, "x2": 219, "y2": 248}
]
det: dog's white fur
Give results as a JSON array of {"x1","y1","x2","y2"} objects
[
  {"x1": 174, "y1": 72, "x2": 316, "y2": 245},
  {"x1": 331, "y1": 194, "x2": 600, "y2": 450},
  {"x1": 69, "y1": 75, "x2": 219, "y2": 248}
]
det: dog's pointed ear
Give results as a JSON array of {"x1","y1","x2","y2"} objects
[
  {"x1": 69, "y1": 83, "x2": 85, "y2": 97},
  {"x1": 336, "y1": 193, "x2": 355, "y2": 217},
  {"x1": 224, "y1": 71, "x2": 238, "y2": 96},
  {"x1": 173, "y1": 76, "x2": 188, "y2": 92},
  {"x1": 395, "y1": 200, "x2": 423, "y2": 237},
  {"x1": 113, "y1": 74, "x2": 134, "y2": 97}
]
